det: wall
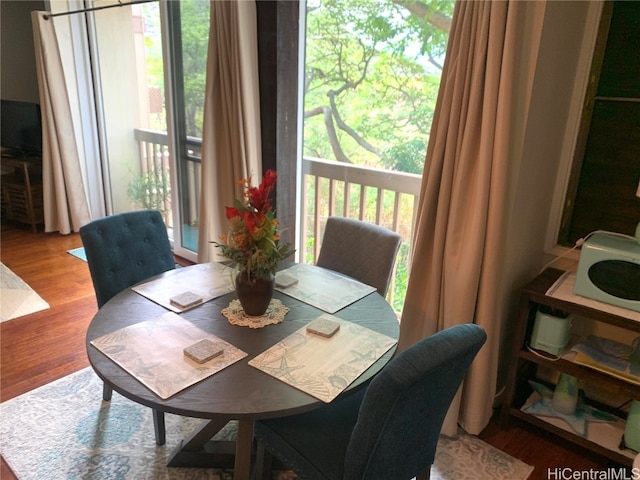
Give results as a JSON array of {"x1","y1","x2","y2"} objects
[
  {"x1": 498, "y1": 1, "x2": 601, "y2": 383},
  {"x1": 0, "y1": 1, "x2": 45, "y2": 102},
  {"x1": 92, "y1": 4, "x2": 144, "y2": 215},
  {"x1": 509, "y1": 1, "x2": 599, "y2": 277}
]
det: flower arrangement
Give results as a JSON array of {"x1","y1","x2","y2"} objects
[{"x1": 214, "y1": 169, "x2": 294, "y2": 280}]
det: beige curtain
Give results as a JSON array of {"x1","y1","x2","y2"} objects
[
  {"x1": 197, "y1": 0, "x2": 262, "y2": 263},
  {"x1": 31, "y1": 12, "x2": 91, "y2": 234},
  {"x1": 399, "y1": 0, "x2": 546, "y2": 435}
]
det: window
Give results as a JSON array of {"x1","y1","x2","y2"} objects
[
  {"x1": 299, "y1": 0, "x2": 454, "y2": 310},
  {"x1": 62, "y1": 0, "x2": 209, "y2": 261}
]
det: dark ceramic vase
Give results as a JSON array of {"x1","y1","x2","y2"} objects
[{"x1": 235, "y1": 271, "x2": 275, "y2": 316}]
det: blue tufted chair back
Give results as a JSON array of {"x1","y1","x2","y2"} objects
[
  {"x1": 79, "y1": 210, "x2": 175, "y2": 308},
  {"x1": 254, "y1": 323, "x2": 486, "y2": 480},
  {"x1": 343, "y1": 323, "x2": 487, "y2": 479}
]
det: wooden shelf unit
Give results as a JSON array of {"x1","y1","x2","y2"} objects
[
  {"x1": 1, "y1": 156, "x2": 43, "y2": 232},
  {"x1": 501, "y1": 268, "x2": 639, "y2": 467}
]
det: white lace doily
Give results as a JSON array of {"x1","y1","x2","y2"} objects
[{"x1": 221, "y1": 298, "x2": 290, "y2": 328}]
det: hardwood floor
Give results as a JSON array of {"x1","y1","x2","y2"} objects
[{"x1": 0, "y1": 222, "x2": 612, "y2": 479}]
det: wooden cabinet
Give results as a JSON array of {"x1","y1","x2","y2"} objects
[
  {"x1": 501, "y1": 268, "x2": 639, "y2": 467},
  {"x1": 1, "y1": 157, "x2": 44, "y2": 232},
  {"x1": 560, "y1": 1, "x2": 640, "y2": 246}
]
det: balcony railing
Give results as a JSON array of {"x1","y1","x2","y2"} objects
[
  {"x1": 134, "y1": 129, "x2": 422, "y2": 310},
  {"x1": 134, "y1": 128, "x2": 203, "y2": 231},
  {"x1": 133, "y1": 128, "x2": 173, "y2": 228},
  {"x1": 301, "y1": 157, "x2": 421, "y2": 309}
]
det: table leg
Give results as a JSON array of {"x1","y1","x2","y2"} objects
[
  {"x1": 167, "y1": 417, "x2": 236, "y2": 468},
  {"x1": 234, "y1": 419, "x2": 254, "y2": 480},
  {"x1": 167, "y1": 417, "x2": 256, "y2": 479}
]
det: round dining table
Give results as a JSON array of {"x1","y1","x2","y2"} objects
[{"x1": 85, "y1": 263, "x2": 400, "y2": 480}]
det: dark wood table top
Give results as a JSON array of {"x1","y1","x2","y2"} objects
[{"x1": 86, "y1": 264, "x2": 399, "y2": 421}]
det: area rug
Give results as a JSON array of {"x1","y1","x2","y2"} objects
[
  {"x1": 67, "y1": 247, "x2": 87, "y2": 262},
  {"x1": 0, "y1": 262, "x2": 49, "y2": 322},
  {"x1": 0, "y1": 368, "x2": 533, "y2": 480}
]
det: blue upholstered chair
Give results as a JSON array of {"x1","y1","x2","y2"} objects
[
  {"x1": 79, "y1": 210, "x2": 175, "y2": 446},
  {"x1": 316, "y1": 216, "x2": 402, "y2": 296},
  {"x1": 254, "y1": 323, "x2": 487, "y2": 480}
]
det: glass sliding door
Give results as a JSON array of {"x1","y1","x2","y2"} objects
[
  {"x1": 163, "y1": 0, "x2": 210, "y2": 258},
  {"x1": 85, "y1": 0, "x2": 209, "y2": 261},
  {"x1": 91, "y1": 1, "x2": 172, "y2": 227}
]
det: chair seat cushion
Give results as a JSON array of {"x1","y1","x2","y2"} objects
[{"x1": 255, "y1": 387, "x2": 366, "y2": 480}]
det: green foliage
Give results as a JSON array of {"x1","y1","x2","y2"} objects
[
  {"x1": 381, "y1": 138, "x2": 428, "y2": 174},
  {"x1": 142, "y1": 1, "x2": 209, "y2": 137},
  {"x1": 178, "y1": 0, "x2": 210, "y2": 137},
  {"x1": 302, "y1": 0, "x2": 453, "y2": 311},
  {"x1": 304, "y1": 0, "x2": 452, "y2": 172},
  {"x1": 392, "y1": 242, "x2": 411, "y2": 311},
  {"x1": 127, "y1": 169, "x2": 171, "y2": 213},
  {"x1": 142, "y1": 0, "x2": 452, "y2": 174}
]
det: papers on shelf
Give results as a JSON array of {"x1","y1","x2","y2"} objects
[
  {"x1": 569, "y1": 335, "x2": 640, "y2": 386},
  {"x1": 132, "y1": 262, "x2": 235, "y2": 313},
  {"x1": 90, "y1": 312, "x2": 247, "y2": 399},
  {"x1": 249, "y1": 314, "x2": 397, "y2": 403},
  {"x1": 275, "y1": 264, "x2": 376, "y2": 313},
  {"x1": 545, "y1": 272, "x2": 640, "y2": 322}
]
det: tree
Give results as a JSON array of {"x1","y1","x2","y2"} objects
[
  {"x1": 303, "y1": 0, "x2": 454, "y2": 173},
  {"x1": 178, "y1": 0, "x2": 209, "y2": 138}
]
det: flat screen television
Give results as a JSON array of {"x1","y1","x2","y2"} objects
[{"x1": 1, "y1": 99, "x2": 43, "y2": 156}]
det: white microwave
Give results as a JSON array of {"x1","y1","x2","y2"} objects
[{"x1": 574, "y1": 232, "x2": 640, "y2": 312}]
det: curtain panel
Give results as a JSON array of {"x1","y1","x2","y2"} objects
[
  {"x1": 399, "y1": 0, "x2": 546, "y2": 435},
  {"x1": 197, "y1": 0, "x2": 262, "y2": 263},
  {"x1": 31, "y1": 12, "x2": 91, "y2": 234}
]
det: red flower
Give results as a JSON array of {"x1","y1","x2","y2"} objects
[
  {"x1": 247, "y1": 186, "x2": 268, "y2": 212},
  {"x1": 247, "y1": 170, "x2": 277, "y2": 213},
  {"x1": 214, "y1": 169, "x2": 293, "y2": 279},
  {"x1": 263, "y1": 169, "x2": 277, "y2": 187},
  {"x1": 243, "y1": 211, "x2": 260, "y2": 234},
  {"x1": 226, "y1": 207, "x2": 242, "y2": 220}
]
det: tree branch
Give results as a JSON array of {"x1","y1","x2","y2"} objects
[
  {"x1": 304, "y1": 106, "x2": 326, "y2": 118},
  {"x1": 427, "y1": 50, "x2": 444, "y2": 70},
  {"x1": 391, "y1": 0, "x2": 452, "y2": 33},
  {"x1": 323, "y1": 106, "x2": 351, "y2": 163},
  {"x1": 306, "y1": 105, "x2": 351, "y2": 163},
  {"x1": 328, "y1": 91, "x2": 382, "y2": 156}
]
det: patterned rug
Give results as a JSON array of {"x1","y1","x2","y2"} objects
[
  {"x1": 0, "y1": 368, "x2": 533, "y2": 480},
  {"x1": 0, "y1": 262, "x2": 49, "y2": 322}
]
